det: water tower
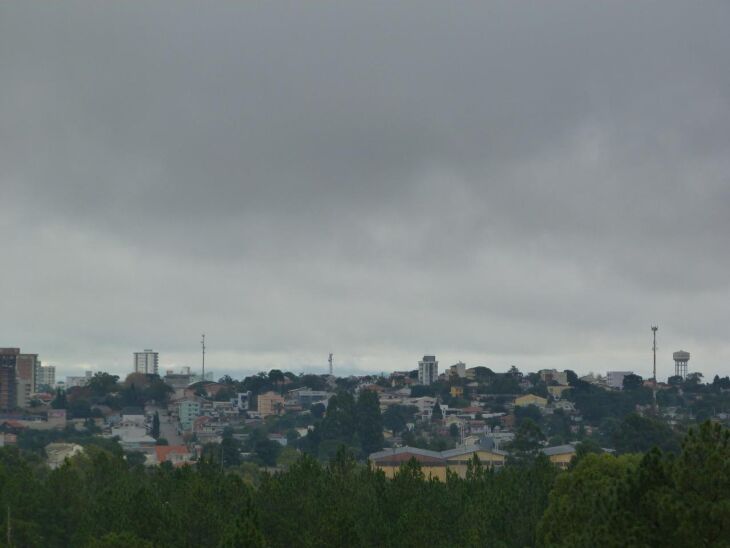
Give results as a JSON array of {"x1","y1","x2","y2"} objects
[{"x1": 673, "y1": 350, "x2": 690, "y2": 379}]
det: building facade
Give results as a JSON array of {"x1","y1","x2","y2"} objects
[
  {"x1": 257, "y1": 391, "x2": 285, "y2": 417},
  {"x1": 134, "y1": 350, "x2": 159, "y2": 375},
  {"x1": 0, "y1": 348, "x2": 19, "y2": 411},
  {"x1": 606, "y1": 371, "x2": 633, "y2": 390},
  {"x1": 36, "y1": 365, "x2": 56, "y2": 390},
  {"x1": 418, "y1": 355, "x2": 438, "y2": 385}
]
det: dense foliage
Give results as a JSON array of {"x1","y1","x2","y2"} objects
[{"x1": 1, "y1": 422, "x2": 728, "y2": 547}]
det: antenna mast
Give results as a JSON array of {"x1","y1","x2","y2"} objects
[
  {"x1": 651, "y1": 326, "x2": 658, "y2": 411},
  {"x1": 328, "y1": 353, "x2": 333, "y2": 376},
  {"x1": 201, "y1": 333, "x2": 206, "y2": 382}
]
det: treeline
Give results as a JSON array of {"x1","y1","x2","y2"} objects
[{"x1": 1, "y1": 422, "x2": 729, "y2": 547}]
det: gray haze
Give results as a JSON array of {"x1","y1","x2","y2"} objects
[{"x1": 2, "y1": 1, "x2": 729, "y2": 380}]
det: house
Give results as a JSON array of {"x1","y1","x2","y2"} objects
[
  {"x1": 541, "y1": 444, "x2": 577, "y2": 469},
  {"x1": 257, "y1": 391, "x2": 285, "y2": 417},
  {"x1": 155, "y1": 445, "x2": 193, "y2": 467},
  {"x1": 514, "y1": 394, "x2": 548, "y2": 408}
]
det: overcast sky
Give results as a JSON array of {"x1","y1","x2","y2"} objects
[{"x1": 2, "y1": 1, "x2": 729, "y2": 381}]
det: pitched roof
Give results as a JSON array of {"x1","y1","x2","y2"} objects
[
  {"x1": 155, "y1": 445, "x2": 191, "y2": 463},
  {"x1": 541, "y1": 444, "x2": 576, "y2": 456}
]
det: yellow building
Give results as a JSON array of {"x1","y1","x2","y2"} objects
[
  {"x1": 541, "y1": 444, "x2": 577, "y2": 469},
  {"x1": 369, "y1": 445, "x2": 507, "y2": 480},
  {"x1": 514, "y1": 394, "x2": 548, "y2": 408},
  {"x1": 450, "y1": 386, "x2": 464, "y2": 398},
  {"x1": 257, "y1": 391, "x2": 285, "y2": 417}
]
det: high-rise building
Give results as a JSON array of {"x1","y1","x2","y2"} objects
[
  {"x1": 36, "y1": 365, "x2": 56, "y2": 390},
  {"x1": 134, "y1": 350, "x2": 159, "y2": 375},
  {"x1": 16, "y1": 353, "x2": 39, "y2": 392},
  {"x1": 0, "y1": 348, "x2": 19, "y2": 410},
  {"x1": 418, "y1": 355, "x2": 439, "y2": 385},
  {"x1": 449, "y1": 361, "x2": 466, "y2": 378}
]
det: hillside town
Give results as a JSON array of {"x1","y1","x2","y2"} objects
[{"x1": 2, "y1": 347, "x2": 728, "y2": 474}]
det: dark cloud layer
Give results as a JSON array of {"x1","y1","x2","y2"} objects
[{"x1": 2, "y1": 1, "x2": 729, "y2": 379}]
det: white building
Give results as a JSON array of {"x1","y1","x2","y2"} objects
[
  {"x1": 449, "y1": 362, "x2": 467, "y2": 378},
  {"x1": 606, "y1": 371, "x2": 633, "y2": 390},
  {"x1": 134, "y1": 350, "x2": 159, "y2": 375},
  {"x1": 36, "y1": 365, "x2": 56, "y2": 390},
  {"x1": 418, "y1": 355, "x2": 438, "y2": 385}
]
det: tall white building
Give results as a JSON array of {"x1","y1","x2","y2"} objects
[
  {"x1": 36, "y1": 364, "x2": 56, "y2": 390},
  {"x1": 418, "y1": 355, "x2": 438, "y2": 385},
  {"x1": 134, "y1": 350, "x2": 159, "y2": 375}
]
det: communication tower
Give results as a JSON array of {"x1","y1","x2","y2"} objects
[{"x1": 328, "y1": 353, "x2": 333, "y2": 376}]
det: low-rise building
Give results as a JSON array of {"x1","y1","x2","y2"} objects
[
  {"x1": 541, "y1": 444, "x2": 577, "y2": 469},
  {"x1": 257, "y1": 391, "x2": 285, "y2": 417},
  {"x1": 369, "y1": 444, "x2": 507, "y2": 480},
  {"x1": 155, "y1": 445, "x2": 194, "y2": 467},
  {"x1": 514, "y1": 394, "x2": 548, "y2": 408}
]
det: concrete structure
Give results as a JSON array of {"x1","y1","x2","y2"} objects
[
  {"x1": 449, "y1": 362, "x2": 467, "y2": 378},
  {"x1": 16, "y1": 353, "x2": 39, "y2": 393},
  {"x1": 257, "y1": 391, "x2": 285, "y2": 417},
  {"x1": 418, "y1": 355, "x2": 438, "y2": 385},
  {"x1": 0, "y1": 348, "x2": 18, "y2": 410},
  {"x1": 178, "y1": 400, "x2": 201, "y2": 431},
  {"x1": 673, "y1": 350, "x2": 690, "y2": 380},
  {"x1": 514, "y1": 394, "x2": 548, "y2": 408},
  {"x1": 134, "y1": 350, "x2": 159, "y2": 375},
  {"x1": 286, "y1": 388, "x2": 331, "y2": 406},
  {"x1": 66, "y1": 371, "x2": 93, "y2": 388},
  {"x1": 36, "y1": 364, "x2": 56, "y2": 391},
  {"x1": 606, "y1": 371, "x2": 633, "y2": 390},
  {"x1": 538, "y1": 369, "x2": 568, "y2": 386}
]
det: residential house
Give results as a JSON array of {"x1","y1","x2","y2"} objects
[
  {"x1": 257, "y1": 391, "x2": 285, "y2": 417},
  {"x1": 541, "y1": 444, "x2": 577, "y2": 469},
  {"x1": 514, "y1": 394, "x2": 548, "y2": 408}
]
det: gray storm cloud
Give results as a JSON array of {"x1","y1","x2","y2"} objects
[{"x1": 1, "y1": 1, "x2": 729, "y2": 379}]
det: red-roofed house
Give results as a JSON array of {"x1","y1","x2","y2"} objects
[{"x1": 155, "y1": 445, "x2": 193, "y2": 467}]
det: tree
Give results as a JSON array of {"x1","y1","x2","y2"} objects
[
  {"x1": 51, "y1": 388, "x2": 67, "y2": 409},
  {"x1": 612, "y1": 413, "x2": 680, "y2": 454},
  {"x1": 356, "y1": 390, "x2": 384, "y2": 456},
  {"x1": 382, "y1": 405, "x2": 417, "y2": 435},
  {"x1": 622, "y1": 373, "x2": 644, "y2": 391},
  {"x1": 87, "y1": 372, "x2": 120, "y2": 398},
  {"x1": 151, "y1": 412, "x2": 160, "y2": 439},
  {"x1": 507, "y1": 418, "x2": 545, "y2": 464},
  {"x1": 431, "y1": 402, "x2": 443, "y2": 421}
]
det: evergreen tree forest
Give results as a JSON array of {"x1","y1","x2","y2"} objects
[{"x1": 0, "y1": 422, "x2": 729, "y2": 547}]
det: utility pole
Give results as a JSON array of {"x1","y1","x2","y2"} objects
[
  {"x1": 201, "y1": 333, "x2": 206, "y2": 382},
  {"x1": 7, "y1": 505, "x2": 11, "y2": 547},
  {"x1": 328, "y1": 353, "x2": 333, "y2": 376},
  {"x1": 652, "y1": 326, "x2": 658, "y2": 412}
]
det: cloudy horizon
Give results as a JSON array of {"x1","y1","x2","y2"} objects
[{"x1": 2, "y1": 1, "x2": 729, "y2": 381}]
